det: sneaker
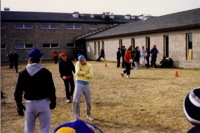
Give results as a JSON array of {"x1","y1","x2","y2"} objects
[
  {"x1": 66, "y1": 99, "x2": 71, "y2": 103},
  {"x1": 87, "y1": 115, "x2": 94, "y2": 121},
  {"x1": 121, "y1": 72, "x2": 124, "y2": 77},
  {"x1": 127, "y1": 75, "x2": 130, "y2": 79},
  {"x1": 74, "y1": 117, "x2": 79, "y2": 121}
]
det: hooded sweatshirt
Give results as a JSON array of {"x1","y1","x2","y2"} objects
[{"x1": 14, "y1": 63, "x2": 56, "y2": 103}]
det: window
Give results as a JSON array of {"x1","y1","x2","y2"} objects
[
  {"x1": 98, "y1": 41, "x2": 100, "y2": 55},
  {"x1": 1, "y1": 44, "x2": 7, "y2": 49},
  {"x1": 131, "y1": 38, "x2": 135, "y2": 48},
  {"x1": 15, "y1": 43, "x2": 33, "y2": 49},
  {"x1": 186, "y1": 33, "x2": 193, "y2": 60},
  {"x1": 146, "y1": 37, "x2": 150, "y2": 50},
  {"x1": 119, "y1": 39, "x2": 122, "y2": 48},
  {"x1": 67, "y1": 43, "x2": 82, "y2": 48},
  {"x1": 89, "y1": 25, "x2": 97, "y2": 30},
  {"x1": 1, "y1": 23, "x2": 6, "y2": 29},
  {"x1": 163, "y1": 35, "x2": 169, "y2": 57},
  {"x1": 43, "y1": 43, "x2": 59, "y2": 48},
  {"x1": 41, "y1": 24, "x2": 58, "y2": 29},
  {"x1": 66, "y1": 24, "x2": 82, "y2": 30},
  {"x1": 102, "y1": 41, "x2": 104, "y2": 50},
  {"x1": 14, "y1": 23, "x2": 33, "y2": 29},
  {"x1": 94, "y1": 42, "x2": 97, "y2": 55}
]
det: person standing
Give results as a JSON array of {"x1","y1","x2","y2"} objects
[
  {"x1": 73, "y1": 55, "x2": 94, "y2": 121},
  {"x1": 116, "y1": 48, "x2": 121, "y2": 67},
  {"x1": 121, "y1": 46, "x2": 126, "y2": 68},
  {"x1": 8, "y1": 51, "x2": 14, "y2": 68},
  {"x1": 121, "y1": 48, "x2": 133, "y2": 78},
  {"x1": 53, "y1": 50, "x2": 58, "y2": 64},
  {"x1": 140, "y1": 46, "x2": 146, "y2": 67},
  {"x1": 14, "y1": 48, "x2": 56, "y2": 133},
  {"x1": 96, "y1": 49, "x2": 105, "y2": 61},
  {"x1": 133, "y1": 46, "x2": 140, "y2": 70},
  {"x1": 150, "y1": 45, "x2": 159, "y2": 68},
  {"x1": 145, "y1": 47, "x2": 150, "y2": 68},
  {"x1": 59, "y1": 51, "x2": 75, "y2": 103},
  {"x1": 13, "y1": 51, "x2": 19, "y2": 73}
]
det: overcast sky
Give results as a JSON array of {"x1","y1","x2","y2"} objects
[{"x1": 1, "y1": 0, "x2": 200, "y2": 16}]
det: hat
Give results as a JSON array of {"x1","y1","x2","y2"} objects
[
  {"x1": 183, "y1": 87, "x2": 200, "y2": 126},
  {"x1": 78, "y1": 55, "x2": 85, "y2": 61},
  {"x1": 60, "y1": 51, "x2": 67, "y2": 56},
  {"x1": 28, "y1": 48, "x2": 44, "y2": 58},
  {"x1": 54, "y1": 120, "x2": 104, "y2": 133}
]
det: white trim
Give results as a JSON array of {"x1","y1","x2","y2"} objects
[
  {"x1": 189, "y1": 90, "x2": 200, "y2": 107},
  {"x1": 183, "y1": 100, "x2": 200, "y2": 125}
]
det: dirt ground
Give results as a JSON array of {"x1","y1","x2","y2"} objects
[{"x1": 1, "y1": 61, "x2": 200, "y2": 133}]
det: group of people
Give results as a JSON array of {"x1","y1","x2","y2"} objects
[
  {"x1": 118, "y1": 45, "x2": 159, "y2": 78},
  {"x1": 14, "y1": 48, "x2": 94, "y2": 133},
  {"x1": 117, "y1": 45, "x2": 159, "y2": 69},
  {"x1": 7, "y1": 51, "x2": 19, "y2": 73}
]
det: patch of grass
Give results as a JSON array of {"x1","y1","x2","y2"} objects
[{"x1": 1, "y1": 61, "x2": 200, "y2": 133}]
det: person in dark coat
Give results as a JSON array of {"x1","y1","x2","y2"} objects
[
  {"x1": 116, "y1": 48, "x2": 121, "y2": 67},
  {"x1": 96, "y1": 49, "x2": 105, "y2": 61},
  {"x1": 13, "y1": 51, "x2": 19, "y2": 73},
  {"x1": 8, "y1": 51, "x2": 14, "y2": 68},
  {"x1": 59, "y1": 51, "x2": 75, "y2": 103}
]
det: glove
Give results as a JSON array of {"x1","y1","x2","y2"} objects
[
  {"x1": 16, "y1": 103, "x2": 25, "y2": 116},
  {"x1": 49, "y1": 102, "x2": 56, "y2": 109}
]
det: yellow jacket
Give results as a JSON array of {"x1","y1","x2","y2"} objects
[{"x1": 74, "y1": 61, "x2": 93, "y2": 82}]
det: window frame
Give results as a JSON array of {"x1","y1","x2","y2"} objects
[
  {"x1": 15, "y1": 43, "x2": 34, "y2": 49},
  {"x1": 41, "y1": 24, "x2": 58, "y2": 29},
  {"x1": 42, "y1": 43, "x2": 59, "y2": 48},
  {"x1": 14, "y1": 23, "x2": 33, "y2": 29},
  {"x1": 66, "y1": 24, "x2": 82, "y2": 30}
]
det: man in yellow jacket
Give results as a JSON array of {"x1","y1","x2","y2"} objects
[{"x1": 73, "y1": 55, "x2": 94, "y2": 121}]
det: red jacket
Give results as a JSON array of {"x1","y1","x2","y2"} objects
[{"x1": 124, "y1": 51, "x2": 132, "y2": 63}]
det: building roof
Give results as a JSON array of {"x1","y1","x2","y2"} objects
[
  {"x1": 1, "y1": 11, "x2": 140, "y2": 24},
  {"x1": 84, "y1": 8, "x2": 200, "y2": 40}
]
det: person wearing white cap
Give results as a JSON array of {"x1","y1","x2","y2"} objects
[{"x1": 73, "y1": 55, "x2": 94, "y2": 121}]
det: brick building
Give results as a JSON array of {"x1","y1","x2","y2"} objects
[{"x1": 1, "y1": 11, "x2": 140, "y2": 62}]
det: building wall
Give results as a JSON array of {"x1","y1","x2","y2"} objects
[
  {"x1": 1, "y1": 22, "x2": 110, "y2": 62},
  {"x1": 86, "y1": 29, "x2": 200, "y2": 68}
]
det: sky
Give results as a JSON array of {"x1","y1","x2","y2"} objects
[{"x1": 1, "y1": 0, "x2": 200, "y2": 16}]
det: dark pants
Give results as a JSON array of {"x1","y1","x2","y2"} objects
[
  {"x1": 117, "y1": 57, "x2": 120, "y2": 67},
  {"x1": 146, "y1": 56, "x2": 149, "y2": 68},
  {"x1": 96, "y1": 55, "x2": 105, "y2": 61},
  {"x1": 9, "y1": 61, "x2": 13, "y2": 68},
  {"x1": 14, "y1": 61, "x2": 18, "y2": 72},
  {"x1": 151, "y1": 57, "x2": 157, "y2": 68},
  {"x1": 63, "y1": 78, "x2": 75, "y2": 100},
  {"x1": 123, "y1": 62, "x2": 131, "y2": 75},
  {"x1": 54, "y1": 57, "x2": 58, "y2": 64}
]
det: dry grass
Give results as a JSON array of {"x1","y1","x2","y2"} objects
[{"x1": 1, "y1": 61, "x2": 200, "y2": 133}]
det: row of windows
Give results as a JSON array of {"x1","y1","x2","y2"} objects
[
  {"x1": 1, "y1": 43, "x2": 82, "y2": 49},
  {"x1": 94, "y1": 33, "x2": 193, "y2": 60},
  {"x1": 1, "y1": 23, "x2": 97, "y2": 30}
]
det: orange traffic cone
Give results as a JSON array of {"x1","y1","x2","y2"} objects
[
  {"x1": 105, "y1": 63, "x2": 108, "y2": 67},
  {"x1": 175, "y1": 71, "x2": 179, "y2": 77}
]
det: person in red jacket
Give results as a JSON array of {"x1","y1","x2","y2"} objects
[{"x1": 121, "y1": 48, "x2": 133, "y2": 78}]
